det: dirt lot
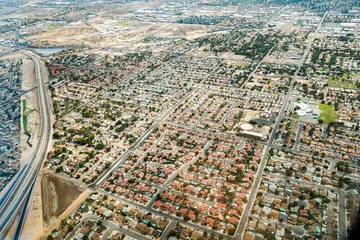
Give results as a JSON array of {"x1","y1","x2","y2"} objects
[
  {"x1": 21, "y1": 172, "x2": 44, "y2": 240},
  {"x1": 155, "y1": 23, "x2": 214, "y2": 40},
  {"x1": 25, "y1": 17, "x2": 214, "y2": 48},
  {"x1": 41, "y1": 173, "x2": 85, "y2": 224},
  {"x1": 241, "y1": 110, "x2": 261, "y2": 122},
  {"x1": 26, "y1": 18, "x2": 165, "y2": 47},
  {"x1": 26, "y1": 24, "x2": 98, "y2": 47},
  {"x1": 0, "y1": 53, "x2": 39, "y2": 201},
  {"x1": 20, "y1": 57, "x2": 40, "y2": 166}
]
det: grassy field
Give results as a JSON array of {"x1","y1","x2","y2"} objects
[
  {"x1": 46, "y1": 23, "x2": 63, "y2": 31},
  {"x1": 114, "y1": 21, "x2": 133, "y2": 27},
  {"x1": 328, "y1": 73, "x2": 358, "y2": 89},
  {"x1": 319, "y1": 103, "x2": 338, "y2": 124},
  {"x1": 22, "y1": 99, "x2": 36, "y2": 146},
  {"x1": 288, "y1": 113, "x2": 299, "y2": 119},
  {"x1": 22, "y1": 99, "x2": 30, "y2": 136}
]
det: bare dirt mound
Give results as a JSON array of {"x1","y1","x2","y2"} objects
[{"x1": 41, "y1": 173, "x2": 85, "y2": 223}]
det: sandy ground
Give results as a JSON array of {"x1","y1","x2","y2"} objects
[
  {"x1": 263, "y1": 55, "x2": 300, "y2": 65},
  {"x1": 20, "y1": 52, "x2": 57, "y2": 240},
  {"x1": 19, "y1": 58, "x2": 40, "y2": 167},
  {"x1": 25, "y1": 20, "x2": 159, "y2": 47},
  {"x1": 241, "y1": 110, "x2": 261, "y2": 122},
  {"x1": 20, "y1": 171, "x2": 44, "y2": 240},
  {"x1": 221, "y1": 53, "x2": 246, "y2": 60},
  {"x1": 155, "y1": 23, "x2": 214, "y2": 40},
  {"x1": 0, "y1": 52, "x2": 23, "y2": 60},
  {"x1": 41, "y1": 173, "x2": 85, "y2": 224},
  {"x1": 40, "y1": 57, "x2": 56, "y2": 155},
  {"x1": 0, "y1": 53, "x2": 39, "y2": 200},
  {"x1": 25, "y1": 18, "x2": 214, "y2": 48},
  {"x1": 0, "y1": 46, "x2": 14, "y2": 54},
  {"x1": 0, "y1": 52, "x2": 41, "y2": 239},
  {"x1": 41, "y1": 173, "x2": 90, "y2": 239},
  {"x1": 0, "y1": 5, "x2": 52, "y2": 20}
]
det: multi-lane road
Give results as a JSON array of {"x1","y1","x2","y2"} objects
[
  {"x1": 92, "y1": 63, "x2": 222, "y2": 188},
  {"x1": 235, "y1": 11, "x2": 331, "y2": 239},
  {"x1": 0, "y1": 50, "x2": 52, "y2": 238},
  {"x1": 0, "y1": 9, "x2": 347, "y2": 240}
]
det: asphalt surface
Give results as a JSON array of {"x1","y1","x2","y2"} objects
[
  {"x1": 235, "y1": 11, "x2": 329, "y2": 239},
  {"x1": 267, "y1": 172, "x2": 347, "y2": 240},
  {"x1": 92, "y1": 63, "x2": 222, "y2": 188},
  {"x1": 293, "y1": 123, "x2": 303, "y2": 150},
  {"x1": 0, "y1": 50, "x2": 52, "y2": 238},
  {"x1": 0, "y1": 9, "x2": 346, "y2": 240},
  {"x1": 64, "y1": 214, "x2": 151, "y2": 240}
]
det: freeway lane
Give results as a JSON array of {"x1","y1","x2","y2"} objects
[{"x1": 0, "y1": 51, "x2": 52, "y2": 238}]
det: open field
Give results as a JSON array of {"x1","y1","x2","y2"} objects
[
  {"x1": 21, "y1": 173, "x2": 44, "y2": 240},
  {"x1": 328, "y1": 74, "x2": 359, "y2": 89},
  {"x1": 0, "y1": 2, "x2": 356, "y2": 240},
  {"x1": 114, "y1": 21, "x2": 134, "y2": 27},
  {"x1": 41, "y1": 173, "x2": 85, "y2": 224},
  {"x1": 22, "y1": 99, "x2": 36, "y2": 139},
  {"x1": 46, "y1": 23, "x2": 63, "y2": 32},
  {"x1": 319, "y1": 103, "x2": 338, "y2": 124},
  {"x1": 25, "y1": 18, "x2": 214, "y2": 48}
]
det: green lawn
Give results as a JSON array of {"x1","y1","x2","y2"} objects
[
  {"x1": 288, "y1": 113, "x2": 299, "y2": 119},
  {"x1": 319, "y1": 103, "x2": 338, "y2": 124},
  {"x1": 114, "y1": 21, "x2": 133, "y2": 27}
]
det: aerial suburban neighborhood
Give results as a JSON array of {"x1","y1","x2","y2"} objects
[{"x1": 0, "y1": 0, "x2": 359, "y2": 240}]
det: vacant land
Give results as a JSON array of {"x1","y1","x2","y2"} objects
[
  {"x1": 41, "y1": 173, "x2": 85, "y2": 224},
  {"x1": 114, "y1": 21, "x2": 133, "y2": 26},
  {"x1": 319, "y1": 103, "x2": 338, "y2": 124},
  {"x1": 328, "y1": 74, "x2": 359, "y2": 89},
  {"x1": 21, "y1": 174, "x2": 44, "y2": 240},
  {"x1": 46, "y1": 23, "x2": 63, "y2": 32},
  {"x1": 25, "y1": 19, "x2": 213, "y2": 48},
  {"x1": 22, "y1": 99, "x2": 36, "y2": 146}
]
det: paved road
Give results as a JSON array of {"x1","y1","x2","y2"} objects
[
  {"x1": 65, "y1": 214, "x2": 151, "y2": 240},
  {"x1": 268, "y1": 143, "x2": 360, "y2": 171},
  {"x1": 267, "y1": 172, "x2": 347, "y2": 239},
  {"x1": 293, "y1": 123, "x2": 303, "y2": 150},
  {"x1": 0, "y1": 140, "x2": 12, "y2": 148},
  {"x1": 96, "y1": 189, "x2": 229, "y2": 239},
  {"x1": 92, "y1": 62, "x2": 222, "y2": 188},
  {"x1": 91, "y1": 84, "x2": 198, "y2": 188},
  {"x1": 0, "y1": 50, "x2": 52, "y2": 238},
  {"x1": 0, "y1": 86, "x2": 36, "y2": 94},
  {"x1": 235, "y1": 11, "x2": 328, "y2": 239}
]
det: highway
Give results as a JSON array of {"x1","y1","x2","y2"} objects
[
  {"x1": 0, "y1": 8, "x2": 345, "y2": 240},
  {"x1": 0, "y1": 50, "x2": 52, "y2": 238}
]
